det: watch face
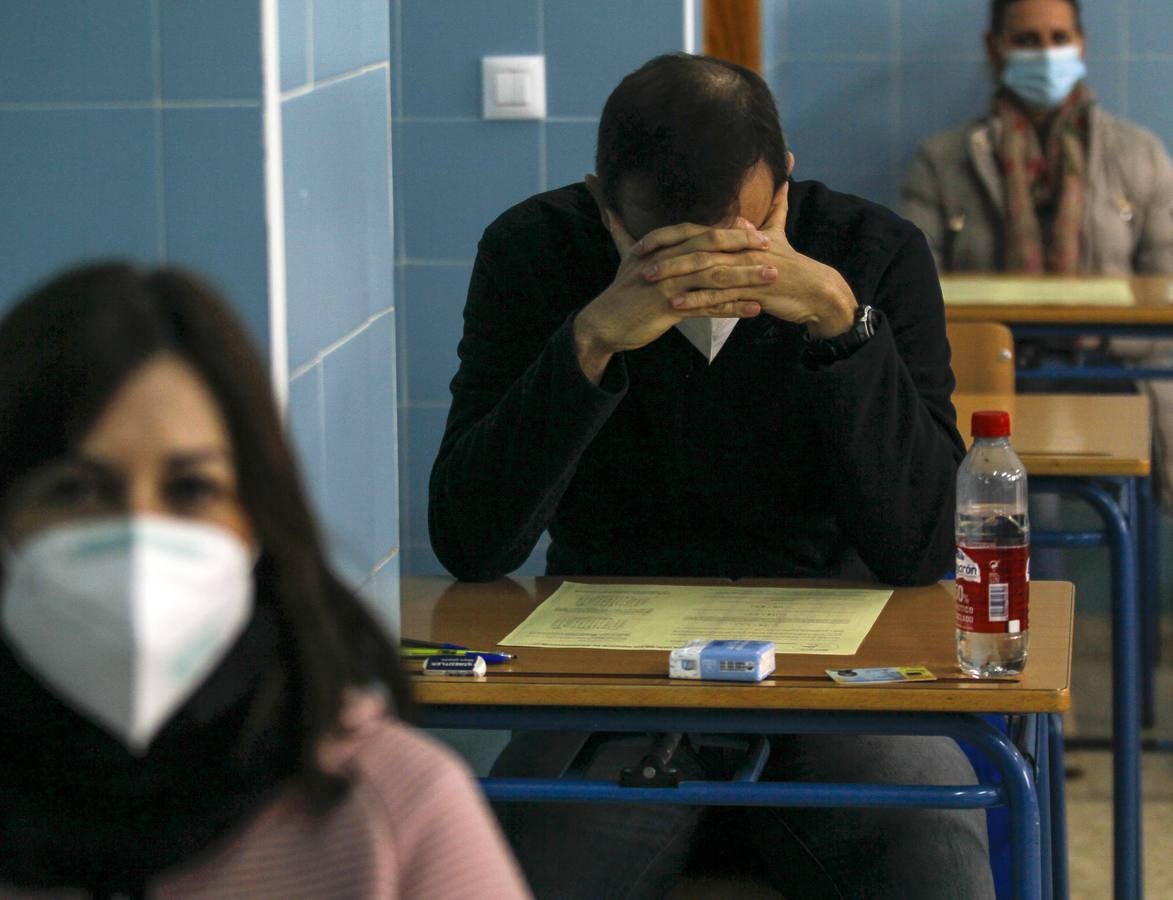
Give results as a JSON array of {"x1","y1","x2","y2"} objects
[{"x1": 858, "y1": 305, "x2": 877, "y2": 339}]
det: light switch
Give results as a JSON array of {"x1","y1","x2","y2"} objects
[
  {"x1": 483, "y1": 55, "x2": 545, "y2": 120},
  {"x1": 495, "y1": 71, "x2": 530, "y2": 106}
]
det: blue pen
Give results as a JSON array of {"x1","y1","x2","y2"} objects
[
  {"x1": 463, "y1": 651, "x2": 514, "y2": 665},
  {"x1": 400, "y1": 647, "x2": 516, "y2": 665},
  {"x1": 401, "y1": 638, "x2": 469, "y2": 651}
]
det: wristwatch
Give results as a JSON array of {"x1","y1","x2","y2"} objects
[{"x1": 801, "y1": 304, "x2": 879, "y2": 366}]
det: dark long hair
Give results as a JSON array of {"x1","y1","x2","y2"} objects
[
  {"x1": 0, "y1": 261, "x2": 411, "y2": 806},
  {"x1": 595, "y1": 53, "x2": 790, "y2": 230},
  {"x1": 990, "y1": 0, "x2": 1082, "y2": 34}
]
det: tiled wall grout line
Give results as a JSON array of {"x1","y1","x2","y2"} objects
[
  {"x1": 0, "y1": 99, "x2": 261, "y2": 111},
  {"x1": 538, "y1": 120, "x2": 548, "y2": 193},
  {"x1": 394, "y1": 265, "x2": 410, "y2": 405},
  {"x1": 364, "y1": 549, "x2": 402, "y2": 592},
  {"x1": 315, "y1": 362, "x2": 328, "y2": 513},
  {"x1": 280, "y1": 60, "x2": 388, "y2": 103},
  {"x1": 392, "y1": 115, "x2": 598, "y2": 123},
  {"x1": 777, "y1": 54, "x2": 911, "y2": 62},
  {"x1": 1120, "y1": 3, "x2": 1130, "y2": 115},
  {"x1": 391, "y1": 3, "x2": 408, "y2": 266},
  {"x1": 149, "y1": 0, "x2": 167, "y2": 261},
  {"x1": 382, "y1": 56, "x2": 401, "y2": 573},
  {"x1": 392, "y1": 0, "x2": 404, "y2": 116},
  {"x1": 778, "y1": 0, "x2": 789, "y2": 61},
  {"x1": 889, "y1": 0, "x2": 901, "y2": 197},
  {"x1": 396, "y1": 397, "x2": 413, "y2": 573},
  {"x1": 389, "y1": 65, "x2": 403, "y2": 300},
  {"x1": 391, "y1": 0, "x2": 407, "y2": 538},
  {"x1": 367, "y1": 547, "x2": 402, "y2": 579},
  {"x1": 288, "y1": 306, "x2": 396, "y2": 381},
  {"x1": 305, "y1": 0, "x2": 315, "y2": 86}
]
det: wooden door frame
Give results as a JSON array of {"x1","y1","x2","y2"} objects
[{"x1": 703, "y1": 0, "x2": 761, "y2": 72}]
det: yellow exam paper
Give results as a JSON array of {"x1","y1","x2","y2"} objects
[
  {"x1": 498, "y1": 582, "x2": 892, "y2": 655},
  {"x1": 940, "y1": 276, "x2": 1133, "y2": 306}
]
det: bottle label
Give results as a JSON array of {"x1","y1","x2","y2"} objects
[{"x1": 955, "y1": 545, "x2": 1030, "y2": 634}]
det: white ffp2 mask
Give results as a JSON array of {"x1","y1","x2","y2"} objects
[
  {"x1": 1, "y1": 515, "x2": 255, "y2": 753},
  {"x1": 675, "y1": 316, "x2": 740, "y2": 363}
]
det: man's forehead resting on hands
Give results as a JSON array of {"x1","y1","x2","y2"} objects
[{"x1": 591, "y1": 53, "x2": 791, "y2": 240}]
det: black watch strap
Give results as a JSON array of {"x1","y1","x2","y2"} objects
[{"x1": 801, "y1": 304, "x2": 879, "y2": 366}]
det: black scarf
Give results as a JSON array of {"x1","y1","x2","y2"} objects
[{"x1": 0, "y1": 604, "x2": 300, "y2": 897}]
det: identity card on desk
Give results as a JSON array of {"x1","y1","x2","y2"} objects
[{"x1": 499, "y1": 582, "x2": 891, "y2": 655}]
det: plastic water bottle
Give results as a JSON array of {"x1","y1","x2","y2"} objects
[{"x1": 955, "y1": 410, "x2": 1030, "y2": 677}]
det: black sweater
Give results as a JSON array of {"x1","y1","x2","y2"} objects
[{"x1": 429, "y1": 180, "x2": 964, "y2": 585}]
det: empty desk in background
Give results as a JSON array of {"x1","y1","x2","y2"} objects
[
  {"x1": 942, "y1": 275, "x2": 1173, "y2": 382},
  {"x1": 955, "y1": 392, "x2": 1150, "y2": 900},
  {"x1": 945, "y1": 279, "x2": 1169, "y2": 728},
  {"x1": 402, "y1": 575, "x2": 1075, "y2": 900}
]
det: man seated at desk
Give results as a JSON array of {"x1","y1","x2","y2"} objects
[{"x1": 429, "y1": 53, "x2": 991, "y2": 899}]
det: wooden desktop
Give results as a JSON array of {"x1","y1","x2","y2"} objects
[{"x1": 401, "y1": 576, "x2": 1072, "y2": 714}]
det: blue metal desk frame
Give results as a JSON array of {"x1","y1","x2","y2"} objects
[
  {"x1": 1014, "y1": 321, "x2": 1165, "y2": 726},
  {"x1": 420, "y1": 705, "x2": 1066, "y2": 900},
  {"x1": 951, "y1": 302, "x2": 1166, "y2": 898},
  {"x1": 1033, "y1": 475, "x2": 1144, "y2": 900},
  {"x1": 1014, "y1": 322, "x2": 1173, "y2": 385}
]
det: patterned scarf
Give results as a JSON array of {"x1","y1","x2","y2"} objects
[{"x1": 993, "y1": 82, "x2": 1092, "y2": 273}]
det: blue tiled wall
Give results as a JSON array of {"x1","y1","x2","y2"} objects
[
  {"x1": 0, "y1": 1, "x2": 268, "y2": 348},
  {"x1": 0, "y1": 1, "x2": 399, "y2": 627},
  {"x1": 763, "y1": 0, "x2": 1173, "y2": 213},
  {"x1": 280, "y1": 0, "x2": 400, "y2": 628},
  {"x1": 393, "y1": 0, "x2": 687, "y2": 575}
]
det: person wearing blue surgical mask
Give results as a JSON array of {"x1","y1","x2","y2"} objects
[
  {"x1": 0, "y1": 264, "x2": 530, "y2": 899},
  {"x1": 904, "y1": 0, "x2": 1173, "y2": 512},
  {"x1": 904, "y1": 0, "x2": 1173, "y2": 277}
]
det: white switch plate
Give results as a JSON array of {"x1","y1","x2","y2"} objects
[{"x1": 482, "y1": 55, "x2": 546, "y2": 120}]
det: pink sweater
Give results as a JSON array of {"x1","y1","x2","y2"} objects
[{"x1": 3, "y1": 697, "x2": 532, "y2": 899}]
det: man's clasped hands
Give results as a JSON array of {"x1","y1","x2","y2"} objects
[{"x1": 573, "y1": 178, "x2": 859, "y2": 383}]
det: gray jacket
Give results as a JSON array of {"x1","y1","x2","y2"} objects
[{"x1": 902, "y1": 105, "x2": 1173, "y2": 274}]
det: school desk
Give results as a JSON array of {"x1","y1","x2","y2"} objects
[
  {"x1": 402, "y1": 576, "x2": 1075, "y2": 900},
  {"x1": 943, "y1": 275, "x2": 1173, "y2": 382},
  {"x1": 955, "y1": 392, "x2": 1150, "y2": 900}
]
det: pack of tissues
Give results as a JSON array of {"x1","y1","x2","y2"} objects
[{"x1": 668, "y1": 639, "x2": 776, "y2": 682}]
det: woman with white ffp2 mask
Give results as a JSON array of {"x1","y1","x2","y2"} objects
[
  {"x1": 0, "y1": 264, "x2": 530, "y2": 898},
  {"x1": 0, "y1": 343, "x2": 261, "y2": 754}
]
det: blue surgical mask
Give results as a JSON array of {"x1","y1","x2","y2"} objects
[{"x1": 1000, "y1": 45, "x2": 1087, "y2": 110}]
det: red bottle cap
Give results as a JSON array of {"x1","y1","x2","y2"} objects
[{"x1": 971, "y1": 410, "x2": 1011, "y2": 437}]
